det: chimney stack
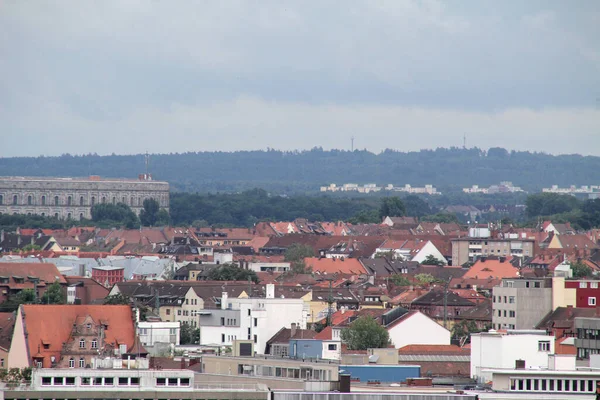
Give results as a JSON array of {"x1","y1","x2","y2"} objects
[
  {"x1": 266, "y1": 284, "x2": 275, "y2": 299},
  {"x1": 291, "y1": 323, "x2": 297, "y2": 337},
  {"x1": 221, "y1": 292, "x2": 228, "y2": 310}
]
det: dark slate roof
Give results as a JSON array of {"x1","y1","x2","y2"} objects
[
  {"x1": 411, "y1": 265, "x2": 467, "y2": 281},
  {"x1": 360, "y1": 259, "x2": 420, "y2": 276},
  {"x1": 535, "y1": 307, "x2": 597, "y2": 331},
  {"x1": 266, "y1": 327, "x2": 318, "y2": 346},
  {"x1": 412, "y1": 290, "x2": 476, "y2": 307},
  {"x1": 455, "y1": 299, "x2": 492, "y2": 321}
]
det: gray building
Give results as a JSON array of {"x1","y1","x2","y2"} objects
[
  {"x1": 492, "y1": 277, "x2": 553, "y2": 330},
  {"x1": 575, "y1": 317, "x2": 600, "y2": 360},
  {"x1": 0, "y1": 174, "x2": 169, "y2": 220},
  {"x1": 451, "y1": 237, "x2": 535, "y2": 266}
]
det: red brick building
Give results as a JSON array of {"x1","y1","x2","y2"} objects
[
  {"x1": 564, "y1": 280, "x2": 600, "y2": 308},
  {"x1": 91, "y1": 266, "x2": 124, "y2": 287}
]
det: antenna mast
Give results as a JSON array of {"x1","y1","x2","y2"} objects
[
  {"x1": 351, "y1": 137, "x2": 355, "y2": 152},
  {"x1": 144, "y1": 151, "x2": 150, "y2": 177},
  {"x1": 463, "y1": 134, "x2": 466, "y2": 149}
]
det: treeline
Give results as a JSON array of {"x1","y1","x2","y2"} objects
[
  {"x1": 525, "y1": 193, "x2": 600, "y2": 230},
  {"x1": 1, "y1": 147, "x2": 600, "y2": 193}
]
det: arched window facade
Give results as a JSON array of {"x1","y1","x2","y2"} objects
[
  {"x1": 80, "y1": 196, "x2": 84, "y2": 206},
  {"x1": 13, "y1": 195, "x2": 18, "y2": 205},
  {"x1": 91, "y1": 196, "x2": 95, "y2": 206},
  {"x1": 41, "y1": 195, "x2": 46, "y2": 205},
  {"x1": 69, "y1": 358, "x2": 75, "y2": 368},
  {"x1": 27, "y1": 195, "x2": 32, "y2": 205},
  {"x1": 67, "y1": 196, "x2": 72, "y2": 206},
  {"x1": 79, "y1": 358, "x2": 85, "y2": 368},
  {"x1": 0, "y1": 194, "x2": 3, "y2": 205},
  {"x1": 54, "y1": 196, "x2": 59, "y2": 206}
]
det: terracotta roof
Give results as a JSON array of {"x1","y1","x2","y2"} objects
[
  {"x1": 462, "y1": 257, "x2": 518, "y2": 279},
  {"x1": 0, "y1": 312, "x2": 16, "y2": 351},
  {"x1": 557, "y1": 234, "x2": 599, "y2": 250},
  {"x1": 0, "y1": 262, "x2": 66, "y2": 285},
  {"x1": 398, "y1": 344, "x2": 469, "y2": 355},
  {"x1": 20, "y1": 305, "x2": 136, "y2": 368},
  {"x1": 314, "y1": 326, "x2": 333, "y2": 340},
  {"x1": 304, "y1": 257, "x2": 367, "y2": 275}
]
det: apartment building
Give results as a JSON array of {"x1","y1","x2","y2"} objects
[
  {"x1": 451, "y1": 238, "x2": 534, "y2": 266},
  {"x1": 492, "y1": 278, "x2": 553, "y2": 330}
]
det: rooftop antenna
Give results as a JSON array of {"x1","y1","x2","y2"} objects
[
  {"x1": 463, "y1": 134, "x2": 466, "y2": 149},
  {"x1": 351, "y1": 136, "x2": 355, "y2": 152},
  {"x1": 144, "y1": 151, "x2": 150, "y2": 177}
]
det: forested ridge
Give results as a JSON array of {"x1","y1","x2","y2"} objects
[{"x1": 1, "y1": 147, "x2": 599, "y2": 193}]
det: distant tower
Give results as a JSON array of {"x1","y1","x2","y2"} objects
[
  {"x1": 144, "y1": 151, "x2": 151, "y2": 180},
  {"x1": 463, "y1": 134, "x2": 467, "y2": 149},
  {"x1": 351, "y1": 136, "x2": 355, "y2": 152}
]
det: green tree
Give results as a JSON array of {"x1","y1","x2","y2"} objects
[
  {"x1": 570, "y1": 261, "x2": 593, "y2": 278},
  {"x1": 91, "y1": 202, "x2": 139, "y2": 228},
  {"x1": 389, "y1": 274, "x2": 411, "y2": 286},
  {"x1": 192, "y1": 219, "x2": 209, "y2": 229},
  {"x1": 207, "y1": 264, "x2": 259, "y2": 283},
  {"x1": 156, "y1": 209, "x2": 171, "y2": 226},
  {"x1": 40, "y1": 281, "x2": 66, "y2": 304},
  {"x1": 284, "y1": 244, "x2": 315, "y2": 274},
  {"x1": 421, "y1": 212, "x2": 460, "y2": 224},
  {"x1": 179, "y1": 323, "x2": 200, "y2": 345},
  {"x1": 403, "y1": 195, "x2": 432, "y2": 218},
  {"x1": 421, "y1": 255, "x2": 445, "y2": 267},
  {"x1": 451, "y1": 320, "x2": 490, "y2": 342},
  {"x1": 340, "y1": 316, "x2": 391, "y2": 350},
  {"x1": 525, "y1": 193, "x2": 580, "y2": 218},
  {"x1": 103, "y1": 293, "x2": 131, "y2": 305},
  {"x1": 140, "y1": 198, "x2": 160, "y2": 226},
  {"x1": 21, "y1": 244, "x2": 42, "y2": 252},
  {"x1": 347, "y1": 209, "x2": 380, "y2": 224},
  {"x1": 0, "y1": 289, "x2": 37, "y2": 312},
  {"x1": 379, "y1": 197, "x2": 406, "y2": 220},
  {"x1": 414, "y1": 273, "x2": 437, "y2": 285}
]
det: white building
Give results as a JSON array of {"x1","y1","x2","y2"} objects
[
  {"x1": 138, "y1": 321, "x2": 180, "y2": 347},
  {"x1": 247, "y1": 262, "x2": 291, "y2": 273},
  {"x1": 199, "y1": 284, "x2": 309, "y2": 354},
  {"x1": 386, "y1": 311, "x2": 450, "y2": 349},
  {"x1": 471, "y1": 330, "x2": 556, "y2": 383}
]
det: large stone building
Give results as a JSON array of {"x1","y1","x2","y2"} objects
[{"x1": 0, "y1": 175, "x2": 169, "y2": 220}]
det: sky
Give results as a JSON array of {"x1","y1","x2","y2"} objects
[{"x1": 1, "y1": 0, "x2": 599, "y2": 157}]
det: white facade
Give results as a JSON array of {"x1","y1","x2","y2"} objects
[
  {"x1": 247, "y1": 262, "x2": 291, "y2": 273},
  {"x1": 471, "y1": 330, "x2": 556, "y2": 383},
  {"x1": 138, "y1": 321, "x2": 180, "y2": 346},
  {"x1": 387, "y1": 312, "x2": 450, "y2": 349},
  {"x1": 321, "y1": 340, "x2": 341, "y2": 360},
  {"x1": 410, "y1": 241, "x2": 448, "y2": 265}
]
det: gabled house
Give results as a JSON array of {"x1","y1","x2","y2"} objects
[
  {"x1": 8, "y1": 304, "x2": 139, "y2": 369},
  {"x1": 0, "y1": 262, "x2": 67, "y2": 303}
]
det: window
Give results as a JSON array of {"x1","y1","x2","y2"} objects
[
  {"x1": 27, "y1": 195, "x2": 32, "y2": 205},
  {"x1": 0, "y1": 194, "x2": 2, "y2": 205},
  {"x1": 222, "y1": 334, "x2": 225, "y2": 343},
  {"x1": 54, "y1": 196, "x2": 59, "y2": 206},
  {"x1": 69, "y1": 358, "x2": 75, "y2": 368},
  {"x1": 503, "y1": 310, "x2": 507, "y2": 317},
  {"x1": 130, "y1": 377, "x2": 139, "y2": 385},
  {"x1": 102, "y1": 196, "x2": 106, "y2": 204},
  {"x1": 79, "y1": 339, "x2": 85, "y2": 348},
  {"x1": 509, "y1": 296, "x2": 515, "y2": 304},
  {"x1": 112, "y1": 197, "x2": 116, "y2": 204},
  {"x1": 0, "y1": 359, "x2": 3, "y2": 368},
  {"x1": 170, "y1": 328, "x2": 177, "y2": 335},
  {"x1": 328, "y1": 344, "x2": 337, "y2": 351},
  {"x1": 42, "y1": 377, "x2": 52, "y2": 385},
  {"x1": 166, "y1": 309, "x2": 170, "y2": 315},
  {"x1": 592, "y1": 282, "x2": 599, "y2": 289},
  {"x1": 254, "y1": 334, "x2": 257, "y2": 344},
  {"x1": 507, "y1": 281, "x2": 514, "y2": 288},
  {"x1": 589, "y1": 297, "x2": 596, "y2": 306},
  {"x1": 493, "y1": 296, "x2": 496, "y2": 302},
  {"x1": 118, "y1": 377, "x2": 128, "y2": 386},
  {"x1": 497, "y1": 310, "x2": 501, "y2": 317},
  {"x1": 168, "y1": 378, "x2": 178, "y2": 386},
  {"x1": 581, "y1": 282, "x2": 588, "y2": 288},
  {"x1": 157, "y1": 377, "x2": 166, "y2": 386},
  {"x1": 80, "y1": 196, "x2": 84, "y2": 206},
  {"x1": 104, "y1": 377, "x2": 113, "y2": 385},
  {"x1": 538, "y1": 340, "x2": 550, "y2": 352},
  {"x1": 91, "y1": 340, "x2": 98, "y2": 349},
  {"x1": 79, "y1": 358, "x2": 85, "y2": 368},
  {"x1": 91, "y1": 196, "x2": 95, "y2": 206},
  {"x1": 54, "y1": 377, "x2": 64, "y2": 385},
  {"x1": 534, "y1": 282, "x2": 541, "y2": 288},
  {"x1": 248, "y1": 309, "x2": 251, "y2": 316},
  {"x1": 41, "y1": 195, "x2": 46, "y2": 205},
  {"x1": 67, "y1": 196, "x2": 72, "y2": 206},
  {"x1": 254, "y1": 318, "x2": 258, "y2": 327},
  {"x1": 94, "y1": 377, "x2": 103, "y2": 386},
  {"x1": 180, "y1": 377, "x2": 190, "y2": 386},
  {"x1": 509, "y1": 310, "x2": 516, "y2": 317},
  {"x1": 66, "y1": 377, "x2": 75, "y2": 385},
  {"x1": 12, "y1": 195, "x2": 18, "y2": 205}
]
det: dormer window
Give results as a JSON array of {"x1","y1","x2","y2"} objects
[
  {"x1": 79, "y1": 339, "x2": 85, "y2": 349},
  {"x1": 86, "y1": 323, "x2": 92, "y2": 330}
]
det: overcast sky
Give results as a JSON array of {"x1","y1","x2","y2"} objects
[{"x1": 1, "y1": 1, "x2": 599, "y2": 157}]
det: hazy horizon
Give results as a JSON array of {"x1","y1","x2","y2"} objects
[{"x1": 2, "y1": 1, "x2": 599, "y2": 157}]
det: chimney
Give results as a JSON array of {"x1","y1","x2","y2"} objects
[
  {"x1": 291, "y1": 323, "x2": 297, "y2": 337},
  {"x1": 221, "y1": 292, "x2": 228, "y2": 310},
  {"x1": 266, "y1": 284, "x2": 275, "y2": 299}
]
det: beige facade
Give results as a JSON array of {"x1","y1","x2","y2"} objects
[
  {"x1": 451, "y1": 238, "x2": 535, "y2": 266},
  {"x1": 0, "y1": 175, "x2": 169, "y2": 220}
]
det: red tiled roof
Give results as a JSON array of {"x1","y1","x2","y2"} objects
[
  {"x1": 314, "y1": 326, "x2": 333, "y2": 340},
  {"x1": 398, "y1": 344, "x2": 469, "y2": 355},
  {"x1": 20, "y1": 305, "x2": 136, "y2": 368},
  {"x1": 463, "y1": 257, "x2": 518, "y2": 279},
  {"x1": 0, "y1": 262, "x2": 66, "y2": 285},
  {"x1": 304, "y1": 257, "x2": 367, "y2": 275}
]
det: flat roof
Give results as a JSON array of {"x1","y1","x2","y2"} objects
[
  {"x1": 484, "y1": 368, "x2": 600, "y2": 377},
  {"x1": 0, "y1": 176, "x2": 168, "y2": 184}
]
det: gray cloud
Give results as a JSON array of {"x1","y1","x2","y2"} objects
[{"x1": 0, "y1": 0, "x2": 599, "y2": 157}]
